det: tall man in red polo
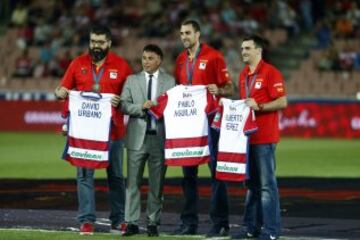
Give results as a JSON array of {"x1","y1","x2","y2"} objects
[
  {"x1": 232, "y1": 35, "x2": 287, "y2": 240},
  {"x1": 54, "y1": 25, "x2": 132, "y2": 235},
  {"x1": 173, "y1": 19, "x2": 234, "y2": 237}
]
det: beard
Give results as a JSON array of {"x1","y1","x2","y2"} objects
[
  {"x1": 89, "y1": 47, "x2": 109, "y2": 63},
  {"x1": 183, "y1": 41, "x2": 193, "y2": 49}
]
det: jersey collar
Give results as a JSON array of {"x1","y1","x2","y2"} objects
[{"x1": 245, "y1": 59, "x2": 264, "y2": 76}]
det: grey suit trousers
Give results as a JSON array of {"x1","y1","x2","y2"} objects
[{"x1": 125, "y1": 134, "x2": 166, "y2": 226}]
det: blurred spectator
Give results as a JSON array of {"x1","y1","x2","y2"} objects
[
  {"x1": 16, "y1": 21, "x2": 33, "y2": 50},
  {"x1": 50, "y1": 28, "x2": 64, "y2": 50},
  {"x1": 317, "y1": 51, "x2": 334, "y2": 71},
  {"x1": 299, "y1": 0, "x2": 314, "y2": 32},
  {"x1": 39, "y1": 42, "x2": 56, "y2": 65},
  {"x1": 220, "y1": 0, "x2": 237, "y2": 26},
  {"x1": 277, "y1": 0, "x2": 300, "y2": 38},
  {"x1": 354, "y1": 53, "x2": 360, "y2": 70},
  {"x1": 10, "y1": 2, "x2": 28, "y2": 27},
  {"x1": 73, "y1": 4, "x2": 91, "y2": 45},
  {"x1": 48, "y1": 57, "x2": 62, "y2": 77},
  {"x1": 346, "y1": 2, "x2": 360, "y2": 36},
  {"x1": 199, "y1": 14, "x2": 214, "y2": 38},
  {"x1": 238, "y1": 13, "x2": 260, "y2": 35},
  {"x1": 338, "y1": 45, "x2": 357, "y2": 71},
  {"x1": 222, "y1": 38, "x2": 243, "y2": 86},
  {"x1": 314, "y1": 19, "x2": 332, "y2": 49},
  {"x1": 316, "y1": 43, "x2": 340, "y2": 71},
  {"x1": 33, "y1": 18, "x2": 52, "y2": 46},
  {"x1": 268, "y1": 0, "x2": 281, "y2": 28},
  {"x1": 334, "y1": 14, "x2": 354, "y2": 38},
  {"x1": 13, "y1": 49, "x2": 33, "y2": 78},
  {"x1": 33, "y1": 59, "x2": 46, "y2": 78},
  {"x1": 94, "y1": 0, "x2": 113, "y2": 26}
]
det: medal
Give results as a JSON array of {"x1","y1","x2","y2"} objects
[
  {"x1": 92, "y1": 83, "x2": 100, "y2": 92},
  {"x1": 92, "y1": 67, "x2": 104, "y2": 92}
]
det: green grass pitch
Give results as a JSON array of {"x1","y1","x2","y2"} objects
[
  {"x1": 0, "y1": 132, "x2": 359, "y2": 179},
  {"x1": 0, "y1": 229, "x2": 203, "y2": 240}
]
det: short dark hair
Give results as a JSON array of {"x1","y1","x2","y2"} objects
[
  {"x1": 143, "y1": 44, "x2": 163, "y2": 60},
  {"x1": 242, "y1": 34, "x2": 265, "y2": 49},
  {"x1": 90, "y1": 25, "x2": 112, "y2": 40},
  {"x1": 181, "y1": 19, "x2": 201, "y2": 33}
]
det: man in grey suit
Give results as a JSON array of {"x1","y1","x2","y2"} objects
[{"x1": 120, "y1": 44, "x2": 175, "y2": 237}]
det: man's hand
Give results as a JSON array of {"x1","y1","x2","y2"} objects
[
  {"x1": 142, "y1": 100, "x2": 154, "y2": 110},
  {"x1": 207, "y1": 84, "x2": 219, "y2": 95},
  {"x1": 55, "y1": 86, "x2": 69, "y2": 99},
  {"x1": 111, "y1": 95, "x2": 121, "y2": 107},
  {"x1": 245, "y1": 98, "x2": 260, "y2": 110},
  {"x1": 61, "y1": 124, "x2": 68, "y2": 136}
]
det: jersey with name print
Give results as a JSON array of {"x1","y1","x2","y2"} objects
[
  {"x1": 149, "y1": 85, "x2": 217, "y2": 166},
  {"x1": 212, "y1": 98, "x2": 257, "y2": 181},
  {"x1": 62, "y1": 91, "x2": 115, "y2": 169}
]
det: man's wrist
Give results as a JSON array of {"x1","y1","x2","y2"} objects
[
  {"x1": 258, "y1": 103, "x2": 264, "y2": 111},
  {"x1": 218, "y1": 88, "x2": 224, "y2": 96}
]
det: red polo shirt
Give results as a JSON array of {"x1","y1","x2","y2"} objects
[
  {"x1": 238, "y1": 60, "x2": 286, "y2": 144},
  {"x1": 60, "y1": 51, "x2": 132, "y2": 140},
  {"x1": 175, "y1": 43, "x2": 231, "y2": 87}
]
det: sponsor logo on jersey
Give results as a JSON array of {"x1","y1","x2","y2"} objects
[
  {"x1": 171, "y1": 149, "x2": 204, "y2": 157},
  {"x1": 70, "y1": 150, "x2": 102, "y2": 160}
]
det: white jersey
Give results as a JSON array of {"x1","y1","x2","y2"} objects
[
  {"x1": 149, "y1": 85, "x2": 217, "y2": 166},
  {"x1": 62, "y1": 91, "x2": 114, "y2": 169},
  {"x1": 212, "y1": 98, "x2": 257, "y2": 181}
]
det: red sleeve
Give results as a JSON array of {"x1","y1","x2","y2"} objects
[
  {"x1": 243, "y1": 109, "x2": 257, "y2": 135},
  {"x1": 213, "y1": 55, "x2": 231, "y2": 87},
  {"x1": 149, "y1": 93, "x2": 168, "y2": 119},
  {"x1": 60, "y1": 59, "x2": 77, "y2": 89},
  {"x1": 205, "y1": 90, "x2": 218, "y2": 114},
  {"x1": 268, "y1": 67, "x2": 286, "y2": 99}
]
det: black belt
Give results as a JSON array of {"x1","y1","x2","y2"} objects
[{"x1": 146, "y1": 130, "x2": 157, "y2": 135}]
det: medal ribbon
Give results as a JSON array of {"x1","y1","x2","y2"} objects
[
  {"x1": 186, "y1": 45, "x2": 201, "y2": 85},
  {"x1": 92, "y1": 67, "x2": 104, "y2": 90},
  {"x1": 245, "y1": 73, "x2": 257, "y2": 98}
]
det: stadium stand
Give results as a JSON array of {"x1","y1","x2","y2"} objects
[{"x1": 0, "y1": 0, "x2": 359, "y2": 98}]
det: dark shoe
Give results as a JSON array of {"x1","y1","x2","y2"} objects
[
  {"x1": 79, "y1": 222, "x2": 94, "y2": 235},
  {"x1": 122, "y1": 223, "x2": 139, "y2": 237},
  {"x1": 110, "y1": 222, "x2": 126, "y2": 234},
  {"x1": 147, "y1": 225, "x2": 159, "y2": 237},
  {"x1": 206, "y1": 225, "x2": 229, "y2": 238},
  {"x1": 173, "y1": 225, "x2": 197, "y2": 235},
  {"x1": 257, "y1": 232, "x2": 278, "y2": 240},
  {"x1": 231, "y1": 230, "x2": 259, "y2": 239}
]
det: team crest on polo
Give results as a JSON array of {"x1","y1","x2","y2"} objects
[
  {"x1": 255, "y1": 81, "x2": 262, "y2": 89},
  {"x1": 109, "y1": 71, "x2": 117, "y2": 79},
  {"x1": 199, "y1": 60, "x2": 207, "y2": 70},
  {"x1": 81, "y1": 67, "x2": 87, "y2": 74},
  {"x1": 255, "y1": 78, "x2": 263, "y2": 89}
]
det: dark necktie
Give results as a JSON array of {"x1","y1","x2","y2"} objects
[
  {"x1": 147, "y1": 75, "x2": 153, "y2": 131},
  {"x1": 147, "y1": 74, "x2": 153, "y2": 100}
]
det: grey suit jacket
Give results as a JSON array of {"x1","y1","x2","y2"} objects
[{"x1": 120, "y1": 69, "x2": 175, "y2": 150}]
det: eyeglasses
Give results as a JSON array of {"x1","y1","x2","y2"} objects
[{"x1": 90, "y1": 39, "x2": 108, "y2": 46}]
